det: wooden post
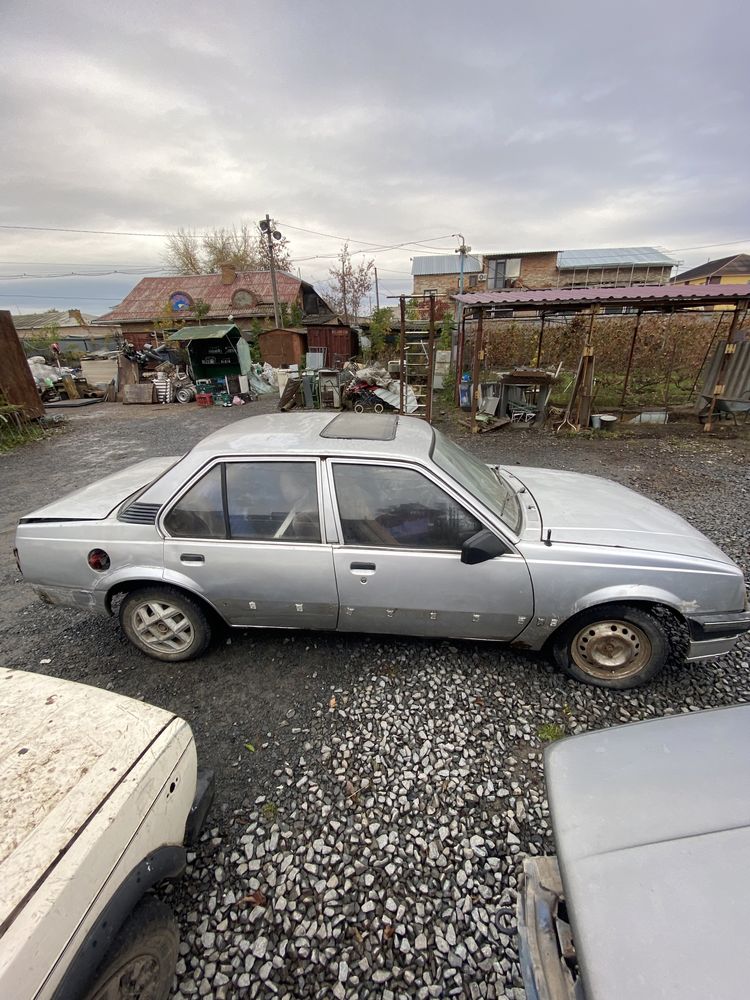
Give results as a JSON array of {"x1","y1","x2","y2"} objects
[
  {"x1": 535, "y1": 311, "x2": 547, "y2": 367},
  {"x1": 399, "y1": 296, "x2": 406, "y2": 414},
  {"x1": 471, "y1": 309, "x2": 484, "y2": 433},
  {"x1": 618, "y1": 310, "x2": 642, "y2": 415},
  {"x1": 662, "y1": 311, "x2": 678, "y2": 409},
  {"x1": 0, "y1": 311, "x2": 44, "y2": 419},
  {"x1": 455, "y1": 311, "x2": 466, "y2": 407},
  {"x1": 703, "y1": 301, "x2": 748, "y2": 432},
  {"x1": 425, "y1": 294, "x2": 436, "y2": 423}
]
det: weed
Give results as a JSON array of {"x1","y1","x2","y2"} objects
[
  {"x1": 537, "y1": 722, "x2": 566, "y2": 743},
  {"x1": 260, "y1": 801, "x2": 279, "y2": 822}
]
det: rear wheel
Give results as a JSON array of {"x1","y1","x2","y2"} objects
[
  {"x1": 83, "y1": 896, "x2": 179, "y2": 1000},
  {"x1": 551, "y1": 604, "x2": 669, "y2": 689},
  {"x1": 120, "y1": 586, "x2": 212, "y2": 662}
]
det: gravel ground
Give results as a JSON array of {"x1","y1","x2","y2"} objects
[{"x1": 1, "y1": 401, "x2": 749, "y2": 999}]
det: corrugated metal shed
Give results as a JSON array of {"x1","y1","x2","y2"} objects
[
  {"x1": 557, "y1": 247, "x2": 676, "y2": 269},
  {"x1": 454, "y1": 284, "x2": 750, "y2": 309},
  {"x1": 411, "y1": 255, "x2": 483, "y2": 276},
  {"x1": 257, "y1": 328, "x2": 307, "y2": 367},
  {"x1": 701, "y1": 339, "x2": 750, "y2": 405}
]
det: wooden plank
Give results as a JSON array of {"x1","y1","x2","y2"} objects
[{"x1": 0, "y1": 311, "x2": 44, "y2": 419}]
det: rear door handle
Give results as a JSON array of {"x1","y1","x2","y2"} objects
[
  {"x1": 180, "y1": 553, "x2": 205, "y2": 564},
  {"x1": 350, "y1": 562, "x2": 376, "y2": 575}
]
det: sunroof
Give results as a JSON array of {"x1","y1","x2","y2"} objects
[{"x1": 320, "y1": 412, "x2": 398, "y2": 440}]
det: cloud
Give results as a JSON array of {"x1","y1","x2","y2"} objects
[{"x1": 1, "y1": 0, "x2": 748, "y2": 311}]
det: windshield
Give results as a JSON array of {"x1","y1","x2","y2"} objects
[{"x1": 431, "y1": 429, "x2": 523, "y2": 534}]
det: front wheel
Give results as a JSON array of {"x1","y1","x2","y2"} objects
[
  {"x1": 551, "y1": 604, "x2": 669, "y2": 689},
  {"x1": 120, "y1": 586, "x2": 212, "y2": 662},
  {"x1": 83, "y1": 896, "x2": 179, "y2": 1000}
]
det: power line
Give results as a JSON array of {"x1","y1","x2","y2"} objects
[
  {"x1": 0, "y1": 267, "x2": 171, "y2": 280},
  {"x1": 0, "y1": 292, "x2": 119, "y2": 301},
  {"x1": 664, "y1": 238, "x2": 750, "y2": 253},
  {"x1": 0, "y1": 224, "x2": 172, "y2": 238}
]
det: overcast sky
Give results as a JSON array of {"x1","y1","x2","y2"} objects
[{"x1": 2, "y1": 0, "x2": 748, "y2": 315}]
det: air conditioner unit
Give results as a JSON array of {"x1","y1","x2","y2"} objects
[{"x1": 477, "y1": 273, "x2": 487, "y2": 281}]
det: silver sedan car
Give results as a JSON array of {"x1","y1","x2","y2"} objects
[{"x1": 14, "y1": 412, "x2": 750, "y2": 689}]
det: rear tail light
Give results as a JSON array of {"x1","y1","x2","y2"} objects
[{"x1": 88, "y1": 549, "x2": 111, "y2": 571}]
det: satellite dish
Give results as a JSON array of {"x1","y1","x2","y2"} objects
[{"x1": 272, "y1": 231, "x2": 282, "y2": 241}]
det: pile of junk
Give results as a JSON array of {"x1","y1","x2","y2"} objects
[
  {"x1": 27, "y1": 355, "x2": 109, "y2": 408},
  {"x1": 278, "y1": 362, "x2": 419, "y2": 413}
]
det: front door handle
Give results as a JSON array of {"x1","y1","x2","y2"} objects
[
  {"x1": 350, "y1": 562, "x2": 376, "y2": 575},
  {"x1": 180, "y1": 553, "x2": 205, "y2": 564}
]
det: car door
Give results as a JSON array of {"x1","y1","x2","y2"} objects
[
  {"x1": 327, "y1": 459, "x2": 534, "y2": 640},
  {"x1": 161, "y1": 457, "x2": 338, "y2": 629}
]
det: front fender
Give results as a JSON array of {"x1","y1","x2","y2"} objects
[{"x1": 572, "y1": 584, "x2": 695, "y2": 617}]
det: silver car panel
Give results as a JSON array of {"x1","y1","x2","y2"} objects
[
  {"x1": 326, "y1": 457, "x2": 534, "y2": 640},
  {"x1": 159, "y1": 457, "x2": 338, "y2": 630}
]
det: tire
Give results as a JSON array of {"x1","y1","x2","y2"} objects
[
  {"x1": 551, "y1": 603, "x2": 669, "y2": 689},
  {"x1": 120, "y1": 586, "x2": 212, "y2": 662},
  {"x1": 82, "y1": 896, "x2": 179, "y2": 1000}
]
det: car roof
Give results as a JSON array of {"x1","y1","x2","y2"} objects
[
  {"x1": 190, "y1": 411, "x2": 435, "y2": 462},
  {"x1": 546, "y1": 704, "x2": 750, "y2": 999}
]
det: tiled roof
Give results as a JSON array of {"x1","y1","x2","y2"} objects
[
  {"x1": 674, "y1": 253, "x2": 750, "y2": 283},
  {"x1": 13, "y1": 309, "x2": 101, "y2": 329},
  {"x1": 96, "y1": 271, "x2": 305, "y2": 324}
]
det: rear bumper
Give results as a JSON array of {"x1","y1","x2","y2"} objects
[
  {"x1": 686, "y1": 611, "x2": 750, "y2": 662},
  {"x1": 32, "y1": 584, "x2": 109, "y2": 615}
]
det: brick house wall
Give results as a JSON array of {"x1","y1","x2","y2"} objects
[
  {"x1": 484, "y1": 252, "x2": 559, "y2": 290},
  {"x1": 413, "y1": 272, "x2": 481, "y2": 298}
]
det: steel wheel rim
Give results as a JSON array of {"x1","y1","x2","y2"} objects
[
  {"x1": 132, "y1": 601, "x2": 194, "y2": 654},
  {"x1": 571, "y1": 619, "x2": 651, "y2": 679},
  {"x1": 90, "y1": 953, "x2": 162, "y2": 1000}
]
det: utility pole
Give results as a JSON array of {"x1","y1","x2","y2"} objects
[
  {"x1": 455, "y1": 235, "x2": 470, "y2": 365},
  {"x1": 260, "y1": 214, "x2": 282, "y2": 328},
  {"x1": 374, "y1": 267, "x2": 380, "y2": 310}
]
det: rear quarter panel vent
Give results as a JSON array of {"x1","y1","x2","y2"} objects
[{"x1": 119, "y1": 502, "x2": 162, "y2": 525}]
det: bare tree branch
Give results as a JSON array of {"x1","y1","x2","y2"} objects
[{"x1": 162, "y1": 223, "x2": 293, "y2": 275}]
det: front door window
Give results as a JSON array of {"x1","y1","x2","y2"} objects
[{"x1": 333, "y1": 463, "x2": 481, "y2": 549}]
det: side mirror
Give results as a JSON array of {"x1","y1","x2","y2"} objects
[{"x1": 461, "y1": 528, "x2": 510, "y2": 565}]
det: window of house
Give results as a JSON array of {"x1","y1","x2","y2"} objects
[
  {"x1": 226, "y1": 462, "x2": 320, "y2": 542},
  {"x1": 169, "y1": 291, "x2": 193, "y2": 312},
  {"x1": 707, "y1": 276, "x2": 722, "y2": 284},
  {"x1": 468, "y1": 274, "x2": 478, "y2": 289},
  {"x1": 487, "y1": 258, "x2": 521, "y2": 290},
  {"x1": 333, "y1": 464, "x2": 481, "y2": 550},
  {"x1": 423, "y1": 288, "x2": 438, "y2": 297},
  {"x1": 164, "y1": 465, "x2": 225, "y2": 538}
]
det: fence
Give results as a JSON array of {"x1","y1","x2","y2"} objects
[{"x1": 475, "y1": 311, "x2": 726, "y2": 410}]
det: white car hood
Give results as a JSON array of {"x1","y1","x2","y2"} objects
[{"x1": 506, "y1": 466, "x2": 733, "y2": 563}]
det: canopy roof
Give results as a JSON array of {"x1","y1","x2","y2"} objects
[
  {"x1": 453, "y1": 283, "x2": 750, "y2": 312},
  {"x1": 168, "y1": 324, "x2": 240, "y2": 341}
]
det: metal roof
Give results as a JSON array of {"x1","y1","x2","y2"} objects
[
  {"x1": 557, "y1": 247, "x2": 676, "y2": 269},
  {"x1": 411, "y1": 255, "x2": 483, "y2": 276},
  {"x1": 454, "y1": 284, "x2": 750, "y2": 310},
  {"x1": 167, "y1": 324, "x2": 240, "y2": 341},
  {"x1": 675, "y1": 253, "x2": 750, "y2": 283}
]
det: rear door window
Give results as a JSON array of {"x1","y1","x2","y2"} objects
[{"x1": 225, "y1": 462, "x2": 321, "y2": 542}]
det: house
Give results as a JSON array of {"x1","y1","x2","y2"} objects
[
  {"x1": 673, "y1": 253, "x2": 750, "y2": 287},
  {"x1": 412, "y1": 246, "x2": 677, "y2": 304},
  {"x1": 672, "y1": 252, "x2": 750, "y2": 311},
  {"x1": 96, "y1": 264, "x2": 332, "y2": 348},
  {"x1": 12, "y1": 309, "x2": 117, "y2": 354}
]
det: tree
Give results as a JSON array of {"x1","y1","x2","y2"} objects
[
  {"x1": 290, "y1": 301, "x2": 304, "y2": 327},
  {"x1": 152, "y1": 300, "x2": 183, "y2": 343},
  {"x1": 406, "y1": 297, "x2": 420, "y2": 322},
  {"x1": 162, "y1": 223, "x2": 292, "y2": 275},
  {"x1": 368, "y1": 307, "x2": 392, "y2": 359},
  {"x1": 438, "y1": 311, "x2": 455, "y2": 350},
  {"x1": 191, "y1": 298, "x2": 210, "y2": 325},
  {"x1": 326, "y1": 243, "x2": 374, "y2": 323}
]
